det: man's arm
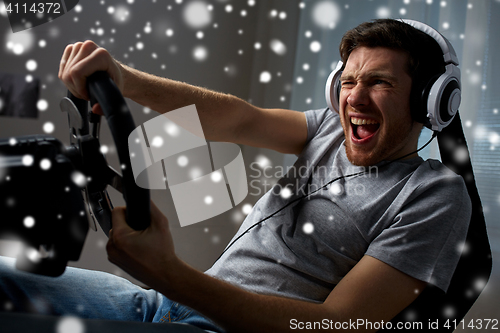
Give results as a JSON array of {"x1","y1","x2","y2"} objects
[
  {"x1": 59, "y1": 41, "x2": 307, "y2": 155},
  {"x1": 107, "y1": 203, "x2": 427, "y2": 333},
  {"x1": 121, "y1": 65, "x2": 307, "y2": 154}
]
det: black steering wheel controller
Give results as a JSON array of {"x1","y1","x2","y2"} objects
[
  {"x1": 0, "y1": 135, "x2": 88, "y2": 276},
  {"x1": 0, "y1": 71, "x2": 150, "y2": 276},
  {"x1": 62, "y1": 71, "x2": 151, "y2": 234}
]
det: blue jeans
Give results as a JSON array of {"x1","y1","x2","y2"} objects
[{"x1": 0, "y1": 256, "x2": 223, "y2": 332}]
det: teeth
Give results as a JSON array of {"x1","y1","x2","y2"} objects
[{"x1": 350, "y1": 117, "x2": 379, "y2": 125}]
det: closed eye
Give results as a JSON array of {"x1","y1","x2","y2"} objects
[
  {"x1": 341, "y1": 81, "x2": 354, "y2": 87},
  {"x1": 373, "y1": 79, "x2": 392, "y2": 87}
]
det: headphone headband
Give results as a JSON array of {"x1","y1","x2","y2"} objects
[{"x1": 399, "y1": 19, "x2": 459, "y2": 66}]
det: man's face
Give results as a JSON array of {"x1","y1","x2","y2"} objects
[{"x1": 338, "y1": 46, "x2": 422, "y2": 166}]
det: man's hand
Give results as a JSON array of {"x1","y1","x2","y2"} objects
[
  {"x1": 106, "y1": 201, "x2": 180, "y2": 290},
  {"x1": 105, "y1": 202, "x2": 425, "y2": 333},
  {"x1": 58, "y1": 40, "x2": 307, "y2": 154},
  {"x1": 58, "y1": 40, "x2": 124, "y2": 115}
]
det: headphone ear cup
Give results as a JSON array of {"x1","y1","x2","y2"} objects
[
  {"x1": 413, "y1": 63, "x2": 461, "y2": 132},
  {"x1": 425, "y1": 64, "x2": 461, "y2": 131},
  {"x1": 412, "y1": 74, "x2": 441, "y2": 127},
  {"x1": 325, "y1": 61, "x2": 344, "y2": 113},
  {"x1": 438, "y1": 79, "x2": 461, "y2": 123}
]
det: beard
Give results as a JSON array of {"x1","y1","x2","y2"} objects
[{"x1": 344, "y1": 120, "x2": 416, "y2": 167}]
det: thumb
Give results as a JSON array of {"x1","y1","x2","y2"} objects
[{"x1": 92, "y1": 103, "x2": 104, "y2": 116}]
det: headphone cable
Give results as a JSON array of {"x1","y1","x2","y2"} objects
[{"x1": 213, "y1": 131, "x2": 438, "y2": 264}]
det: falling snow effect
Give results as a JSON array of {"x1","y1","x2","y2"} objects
[
  {"x1": 56, "y1": 316, "x2": 85, "y2": 333},
  {"x1": 43, "y1": 122, "x2": 55, "y2": 134},
  {"x1": 280, "y1": 187, "x2": 292, "y2": 199},
  {"x1": 183, "y1": 1, "x2": 212, "y2": 29},
  {"x1": 25, "y1": 59, "x2": 37, "y2": 71},
  {"x1": 242, "y1": 203, "x2": 253, "y2": 215},
  {"x1": 151, "y1": 136, "x2": 164, "y2": 148},
  {"x1": 0, "y1": 0, "x2": 497, "y2": 315},
  {"x1": 311, "y1": 1, "x2": 341, "y2": 29},
  {"x1": 270, "y1": 39, "x2": 287, "y2": 56},
  {"x1": 259, "y1": 71, "x2": 272, "y2": 83},
  {"x1": 100, "y1": 145, "x2": 109, "y2": 154},
  {"x1": 302, "y1": 222, "x2": 314, "y2": 234},
  {"x1": 165, "y1": 122, "x2": 180, "y2": 137},
  {"x1": 40, "y1": 158, "x2": 51, "y2": 170},
  {"x1": 189, "y1": 167, "x2": 203, "y2": 180},
  {"x1": 329, "y1": 183, "x2": 342, "y2": 196},
  {"x1": 5, "y1": 29, "x2": 35, "y2": 55},
  {"x1": 177, "y1": 155, "x2": 188, "y2": 167},
  {"x1": 211, "y1": 170, "x2": 223, "y2": 182},
  {"x1": 71, "y1": 171, "x2": 87, "y2": 188},
  {"x1": 23, "y1": 216, "x2": 35, "y2": 228},
  {"x1": 376, "y1": 7, "x2": 391, "y2": 18},
  {"x1": 37, "y1": 99, "x2": 48, "y2": 111},
  {"x1": 22, "y1": 155, "x2": 34, "y2": 166},
  {"x1": 204, "y1": 195, "x2": 213, "y2": 205},
  {"x1": 255, "y1": 154, "x2": 271, "y2": 169},
  {"x1": 193, "y1": 45, "x2": 208, "y2": 61},
  {"x1": 111, "y1": 5, "x2": 131, "y2": 23},
  {"x1": 309, "y1": 41, "x2": 321, "y2": 53}
]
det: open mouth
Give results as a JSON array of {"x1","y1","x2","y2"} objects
[{"x1": 350, "y1": 117, "x2": 380, "y2": 141}]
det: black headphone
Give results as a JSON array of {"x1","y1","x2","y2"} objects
[{"x1": 325, "y1": 19, "x2": 461, "y2": 132}]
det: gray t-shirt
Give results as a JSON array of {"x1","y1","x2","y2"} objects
[{"x1": 206, "y1": 108, "x2": 471, "y2": 303}]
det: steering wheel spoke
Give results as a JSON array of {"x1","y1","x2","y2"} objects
[{"x1": 61, "y1": 72, "x2": 151, "y2": 235}]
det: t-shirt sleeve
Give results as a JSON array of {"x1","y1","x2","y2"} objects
[
  {"x1": 304, "y1": 108, "x2": 336, "y2": 144},
  {"x1": 365, "y1": 169, "x2": 471, "y2": 293}
]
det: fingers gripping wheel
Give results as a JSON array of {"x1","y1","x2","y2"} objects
[{"x1": 61, "y1": 71, "x2": 150, "y2": 234}]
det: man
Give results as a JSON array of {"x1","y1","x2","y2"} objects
[{"x1": 0, "y1": 19, "x2": 470, "y2": 332}]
